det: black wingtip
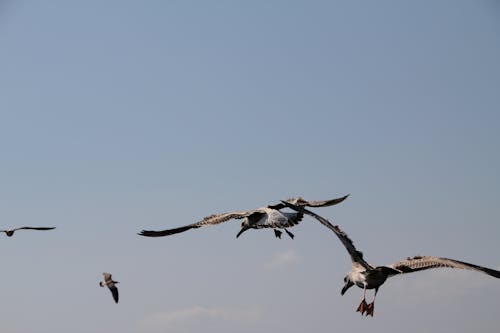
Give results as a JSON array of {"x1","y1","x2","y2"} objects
[{"x1": 138, "y1": 225, "x2": 198, "y2": 237}]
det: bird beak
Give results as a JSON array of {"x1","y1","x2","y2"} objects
[
  {"x1": 341, "y1": 280, "x2": 354, "y2": 295},
  {"x1": 236, "y1": 227, "x2": 249, "y2": 238}
]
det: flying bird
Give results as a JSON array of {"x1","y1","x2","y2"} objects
[
  {"x1": 140, "y1": 207, "x2": 303, "y2": 239},
  {"x1": 139, "y1": 195, "x2": 349, "y2": 239},
  {"x1": 281, "y1": 201, "x2": 500, "y2": 317},
  {"x1": 99, "y1": 272, "x2": 119, "y2": 303},
  {"x1": 0, "y1": 226, "x2": 56, "y2": 237}
]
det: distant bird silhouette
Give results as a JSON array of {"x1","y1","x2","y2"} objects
[
  {"x1": 281, "y1": 201, "x2": 500, "y2": 317},
  {"x1": 139, "y1": 195, "x2": 349, "y2": 239},
  {"x1": 0, "y1": 226, "x2": 55, "y2": 237},
  {"x1": 99, "y1": 273, "x2": 119, "y2": 303}
]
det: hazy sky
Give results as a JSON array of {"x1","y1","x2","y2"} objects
[{"x1": 1, "y1": 1, "x2": 499, "y2": 332}]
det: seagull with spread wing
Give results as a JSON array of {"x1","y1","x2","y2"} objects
[
  {"x1": 99, "y1": 273, "x2": 119, "y2": 303},
  {"x1": 139, "y1": 194, "x2": 348, "y2": 239},
  {"x1": 139, "y1": 207, "x2": 304, "y2": 239},
  {"x1": 281, "y1": 201, "x2": 500, "y2": 317},
  {"x1": 0, "y1": 226, "x2": 56, "y2": 237}
]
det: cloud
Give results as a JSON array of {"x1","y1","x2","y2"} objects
[
  {"x1": 141, "y1": 305, "x2": 262, "y2": 330},
  {"x1": 265, "y1": 250, "x2": 300, "y2": 269}
]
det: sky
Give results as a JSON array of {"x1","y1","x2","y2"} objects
[{"x1": 0, "y1": 0, "x2": 499, "y2": 332}]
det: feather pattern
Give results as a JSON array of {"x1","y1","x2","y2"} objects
[
  {"x1": 389, "y1": 256, "x2": 500, "y2": 278},
  {"x1": 139, "y1": 211, "x2": 250, "y2": 237},
  {"x1": 268, "y1": 194, "x2": 349, "y2": 210}
]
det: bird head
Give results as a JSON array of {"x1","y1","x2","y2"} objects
[
  {"x1": 341, "y1": 275, "x2": 354, "y2": 295},
  {"x1": 236, "y1": 225, "x2": 250, "y2": 238}
]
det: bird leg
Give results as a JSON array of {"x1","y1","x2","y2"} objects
[
  {"x1": 284, "y1": 229, "x2": 295, "y2": 239},
  {"x1": 273, "y1": 229, "x2": 282, "y2": 239},
  {"x1": 365, "y1": 288, "x2": 378, "y2": 317},
  {"x1": 356, "y1": 287, "x2": 368, "y2": 315}
]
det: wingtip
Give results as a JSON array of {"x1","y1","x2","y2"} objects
[{"x1": 138, "y1": 230, "x2": 151, "y2": 237}]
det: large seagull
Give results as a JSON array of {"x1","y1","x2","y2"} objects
[
  {"x1": 139, "y1": 195, "x2": 348, "y2": 239},
  {"x1": 281, "y1": 201, "x2": 500, "y2": 317}
]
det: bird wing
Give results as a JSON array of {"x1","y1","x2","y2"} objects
[
  {"x1": 389, "y1": 256, "x2": 500, "y2": 278},
  {"x1": 16, "y1": 227, "x2": 56, "y2": 231},
  {"x1": 138, "y1": 211, "x2": 252, "y2": 237},
  {"x1": 268, "y1": 194, "x2": 349, "y2": 210},
  {"x1": 300, "y1": 194, "x2": 350, "y2": 207},
  {"x1": 103, "y1": 272, "x2": 113, "y2": 282},
  {"x1": 109, "y1": 285, "x2": 119, "y2": 303},
  {"x1": 280, "y1": 201, "x2": 372, "y2": 269}
]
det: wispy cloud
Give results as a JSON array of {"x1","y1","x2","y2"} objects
[
  {"x1": 140, "y1": 305, "x2": 262, "y2": 330},
  {"x1": 265, "y1": 250, "x2": 300, "y2": 269}
]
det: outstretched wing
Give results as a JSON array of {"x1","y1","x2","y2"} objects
[
  {"x1": 109, "y1": 285, "x2": 119, "y2": 303},
  {"x1": 139, "y1": 211, "x2": 251, "y2": 237},
  {"x1": 280, "y1": 201, "x2": 371, "y2": 269},
  {"x1": 103, "y1": 272, "x2": 113, "y2": 282},
  {"x1": 16, "y1": 227, "x2": 56, "y2": 231},
  {"x1": 268, "y1": 194, "x2": 349, "y2": 210},
  {"x1": 389, "y1": 256, "x2": 500, "y2": 278},
  {"x1": 299, "y1": 194, "x2": 350, "y2": 207}
]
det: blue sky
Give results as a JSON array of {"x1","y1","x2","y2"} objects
[{"x1": 0, "y1": 1, "x2": 499, "y2": 332}]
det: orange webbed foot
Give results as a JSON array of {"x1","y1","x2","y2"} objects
[
  {"x1": 365, "y1": 302, "x2": 374, "y2": 317},
  {"x1": 356, "y1": 299, "x2": 368, "y2": 315}
]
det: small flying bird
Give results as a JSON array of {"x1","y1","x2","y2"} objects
[
  {"x1": 99, "y1": 273, "x2": 119, "y2": 303},
  {"x1": 0, "y1": 226, "x2": 56, "y2": 237},
  {"x1": 139, "y1": 195, "x2": 349, "y2": 239},
  {"x1": 281, "y1": 201, "x2": 500, "y2": 317}
]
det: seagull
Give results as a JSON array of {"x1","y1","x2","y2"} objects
[
  {"x1": 140, "y1": 207, "x2": 303, "y2": 239},
  {"x1": 99, "y1": 272, "x2": 119, "y2": 303},
  {"x1": 139, "y1": 195, "x2": 349, "y2": 239},
  {"x1": 0, "y1": 226, "x2": 56, "y2": 237},
  {"x1": 280, "y1": 201, "x2": 500, "y2": 317}
]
